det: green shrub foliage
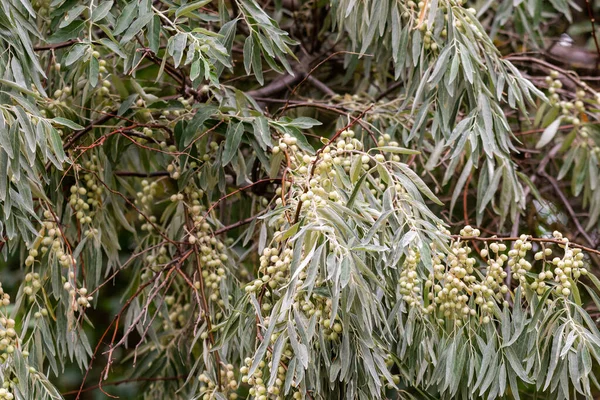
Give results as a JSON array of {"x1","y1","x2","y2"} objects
[{"x1": 0, "y1": 0, "x2": 600, "y2": 399}]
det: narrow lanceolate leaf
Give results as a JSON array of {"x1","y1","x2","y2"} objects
[
  {"x1": 48, "y1": 20, "x2": 85, "y2": 43},
  {"x1": 222, "y1": 122, "x2": 244, "y2": 165},
  {"x1": 175, "y1": 0, "x2": 212, "y2": 18},
  {"x1": 59, "y1": 5, "x2": 87, "y2": 29},
  {"x1": 113, "y1": 1, "x2": 137, "y2": 35},
  {"x1": 89, "y1": 58, "x2": 99, "y2": 87},
  {"x1": 0, "y1": 149, "x2": 7, "y2": 201},
  {"x1": 170, "y1": 33, "x2": 188, "y2": 68},
  {"x1": 120, "y1": 13, "x2": 154, "y2": 44},
  {"x1": 397, "y1": 163, "x2": 443, "y2": 205},
  {"x1": 48, "y1": 126, "x2": 67, "y2": 163},
  {"x1": 52, "y1": 118, "x2": 84, "y2": 131},
  {"x1": 64, "y1": 44, "x2": 88, "y2": 66},
  {"x1": 243, "y1": 36, "x2": 254, "y2": 76},
  {"x1": 289, "y1": 117, "x2": 322, "y2": 129},
  {"x1": 182, "y1": 105, "x2": 217, "y2": 147},
  {"x1": 369, "y1": 147, "x2": 420, "y2": 155},
  {"x1": 536, "y1": 118, "x2": 562, "y2": 149},
  {"x1": 92, "y1": 1, "x2": 114, "y2": 22}
]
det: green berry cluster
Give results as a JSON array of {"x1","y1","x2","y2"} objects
[
  {"x1": 528, "y1": 231, "x2": 587, "y2": 297},
  {"x1": 164, "y1": 297, "x2": 192, "y2": 329},
  {"x1": 135, "y1": 179, "x2": 159, "y2": 232},
  {"x1": 37, "y1": 210, "x2": 76, "y2": 268},
  {"x1": 63, "y1": 279, "x2": 93, "y2": 311},
  {"x1": 428, "y1": 242, "x2": 480, "y2": 322},
  {"x1": 189, "y1": 192, "x2": 229, "y2": 305},
  {"x1": 545, "y1": 71, "x2": 600, "y2": 156},
  {"x1": 70, "y1": 156, "x2": 104, "y2": 227},
  {"x1": 0, "y1": 313, "x2": 18, "y2": 361},
  {"x1": 197, "y1": 365, "x2": 238, "y2": 399},
  {"x1": 0, "y1": 387, "x2": 14, "y2": 400},
  {"x1": 420, "y1": 227, "x2": 511, "y2": 324},
  {"x1": 241, "y1": 355, "x2": 302, "y2": 400},
  {"x1": 403, "y1": 0, "x2": 478, "y2": 51},
  {"x1": 400, "y1": 249, "x2": 422, "y2": 307},
  {"x1": 22, "y1": 272, "x2": 42, "y2": 300},
  {"x1": 32, "y1": 0, "x2": 50, "y2": 16},
  {"x1": 251, "y1": 246, "x2": 293, "y2": 292},
  {"x1": 0, "y1": 285, "x2": 9, "y2": 309}
]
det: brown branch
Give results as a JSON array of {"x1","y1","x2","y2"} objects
[
  {"x1": 515, "y1": 122, "x2": 600, "y2": 137},
  {"x1": 505, "y1": 55, "x2": 597, "y2": 94},
  {"x1": 73, "y1": 252, "x2": 191, "y2": 400},
  {"x1": 34, "y1": 40, "x2": 77, "y2": 51},
  {"x1": 114, "y1": 171, "x2": 170, "y2": 177},
  {"x1": 102, "y1": 268, "x2": 177, "y2": 382},
  {"x1": 585, "y1": 0, "x2": 600, "y2": 60},
  {"x1": 515, "y1": 124, "x2": 576, "y2": 137},
  {"x1": 306, "y1": 75, "x2": 336, "y2": 97},
  {"x1": 196, "y1": 178, "x2": 282, "y2": 227},
  {"x1": 539, "y1": 170, "x2": 596, "y2": 248},
  {"x1": 246, "y1": 73, "x2": 304, "y2": 99},
  {"x1": 0, "y1": 235, "x2": 8, "y2": 253},
  {"x1": 192, "y1": 245, "x2": 222, "y2": 388},
  {"x1": 278, "y1": 51, "x2": 356, "y2": 116},
  {"x1": 85, "y1": 169, "x2": 180, "y2": 246},
  {"x1": 63, "y1": 112, "x2": 118, "y2": 151},
  {"x1": 214, "y1": 212, "x2": 265, "y2": 236},
  {"x1": 376, "y1": 81, "x2": 404, "y2": 101}
]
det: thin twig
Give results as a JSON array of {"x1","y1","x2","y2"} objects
[
  {"x1": 63, "y1": 112, "x2": 118, "y2": 151},
  {"x1": 539, "y1": 171, "x2": 596, "y2": 248},
  {"x1": 278, "y1": 51, "x2": 359, "y2": 116},
  {"x1": 114, "y1": 171, "x2": 170, "y2": 177},
  {"x1": 34, "y1": 40, "x2": 77, "y2": 51},
  {"x1": 306, "y1": 75, "x2": 336, "y2": 96},
  {"x1": 73, "y1": 252, "x2": 191, "y2": 400},
  {"x1": 214, "y1": 213, "x2": 265, "y2": 235},
  {"x1": 585, "y1": 0, "x2": 600, "y2": 60}
]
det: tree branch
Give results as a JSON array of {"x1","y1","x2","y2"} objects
[
  {"x1": 540, "y1": 170, "x2": 596, "y2": 249},
  {"x1": 34, "y1": 40, "x2": 77, "y2": 51},
  {"x1": 64, "y1": 112, "x2": 118, "y2": 151},
  {"x1": 246, "y1": 73, "x2": 303, "y2": 98}
]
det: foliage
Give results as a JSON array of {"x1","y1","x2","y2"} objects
[{"x1": 0, "y1": 0, "x2": 599, "y2": 399}]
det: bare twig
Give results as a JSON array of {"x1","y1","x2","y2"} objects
[
  {"x1": 585, "y1": 0, "x2": 600, "y2": 60},
  {"x1": 74, "y1": 252, "x2": 192, "y2": 400},
  {"x1": 306, "y1": 75, "x2": 336, "y2": 96},
  {"x1": 247, "y1": 74, "x2": 304, "y2": 98},
  {"x1": 214, "y1": 212, "x2": 265, "y2": 235},
  {"x1": 540, "y1": 170, "x2": 596, "y2": 248},
  {"x1": 114, "y1": 171, "x2": 170, "y2": 177},
  {"x1": 63, "y1": 112, "x2": 118, "y2": 151},
  {"x1": 34, "y1": 40, "x2": 77, "y2": 51}
]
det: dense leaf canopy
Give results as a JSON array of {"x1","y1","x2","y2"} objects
[{"x1": 1, "y1": 0, "x2": 600, "y2": 399}]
